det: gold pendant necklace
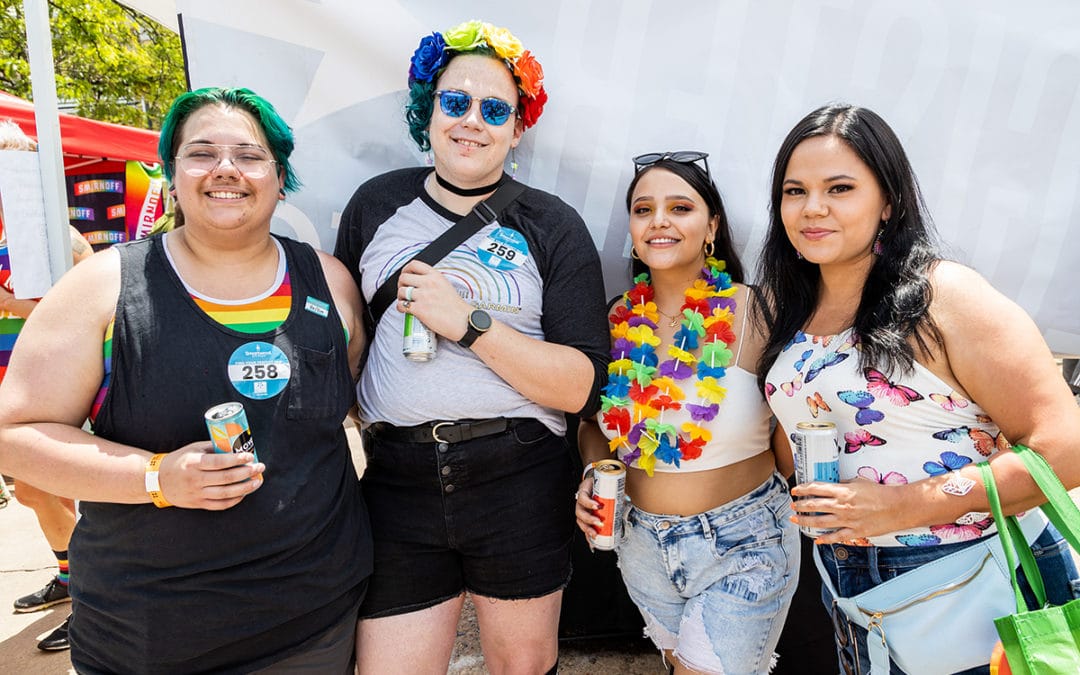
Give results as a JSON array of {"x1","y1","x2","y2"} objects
[{"x1": 657, "y1": 309, "x2": 680, "y2": 328}]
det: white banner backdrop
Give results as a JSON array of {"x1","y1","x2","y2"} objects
[{"x1": 177, "y1": 0, "x2": 1080, "y2": 354}]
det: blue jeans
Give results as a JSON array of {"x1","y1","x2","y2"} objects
[
  {"x1": 817, "y1": 523, "x2": 1080, "y2": 675},
  {"x1": 617, "y1": 473, "x2": 799, "y2": 674}
]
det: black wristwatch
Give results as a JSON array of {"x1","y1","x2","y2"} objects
[{"x1": 458, "y1": 309, "x2": 492, "y2": 349}]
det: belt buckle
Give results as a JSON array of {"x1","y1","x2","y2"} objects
[{"x1": 432, "y1": 422, "x2": 453, "y2": 444}]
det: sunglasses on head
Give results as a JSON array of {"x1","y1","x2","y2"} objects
[
  {"x1": 632, "y1": 151, "x2": 711, "y2": 180},
  {"x1": 435, "y1": 89, "x2": 517, "y2": 126}
]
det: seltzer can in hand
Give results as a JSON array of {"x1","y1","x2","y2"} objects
[
  {"x1": 791, "y1": 421, "x2": 840, "y2": 537},
  {"x1": 205, "y1": 402, "x2": 258, "y2": 463},
  {"x1": 590, "y1": 459, "x2": 628, "y2": 550}
]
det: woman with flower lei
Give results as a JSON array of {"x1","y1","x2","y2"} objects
[
  {"x1": 575, "y1": 155, "x2": 799, "y2": 674},
  {"x1": 334, "y1": 19, "x2": 609, "y2": 675}
]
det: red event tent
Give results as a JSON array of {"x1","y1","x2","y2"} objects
[
  {"x1": 1, "y1": 90, "x2": 166, "y2": 251},
  {"x1": 0, "y1": 89, "x2": 160, "y2": 173}
]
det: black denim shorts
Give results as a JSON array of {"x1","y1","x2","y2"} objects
[{"x1": 358, "y1": 418, "x2": 574, "y2": 619}]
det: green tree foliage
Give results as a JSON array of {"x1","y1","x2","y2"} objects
[{"x1": 0, "y1": 0, "x2": 185, "y2": 129}]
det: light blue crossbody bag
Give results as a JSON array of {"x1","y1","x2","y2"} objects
[{"x1": 814, "y1": 509, "x2": 1046, "y2": 674}]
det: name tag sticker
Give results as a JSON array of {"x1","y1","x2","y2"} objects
[
  {"x1": 304, "y1": 296, "x2": 330, "y2": 318},
  {"x1": 477, "y1": 227, "x2": 529, "y2": 271},
  {"x1": 227, "y1": 341, "x2": 291, "y2": 400}
]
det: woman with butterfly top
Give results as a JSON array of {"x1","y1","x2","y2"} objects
[
  {"x1": 760, "y1": 103, "x2": 1080, "y2": 673},
  {"x1": 575, "y1": 152, "x2": 799, "y2": 674}
]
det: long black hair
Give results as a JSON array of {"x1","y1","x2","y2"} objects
[
  {"x1": 624, "y1": 159, "x2": 746, "y2": 284},
  {"x1": 756, "y1": 104, "x2": 941, "y2": 391}
]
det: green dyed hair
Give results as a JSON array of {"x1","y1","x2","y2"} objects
[
  {"x1": 158, "y1": 87, "x2": 300, "y2": 193},
  {"x1": 406, "y1": 80, "x2": 437, "y2": 151}
]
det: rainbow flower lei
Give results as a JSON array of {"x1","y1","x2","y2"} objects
[
  {"x1": 601, "y1": 258, "x2": 738, "y2": 476},
  {"x1": 408, "y1": 20, "x2": 548, "y2": 128}
]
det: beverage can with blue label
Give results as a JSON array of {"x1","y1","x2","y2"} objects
[
  {"x1": 791, "y1": 421, "x2": 839, "y2": 537},
  {"x1": 205, "y1": 402, "x2": 258, "y2": 462}
]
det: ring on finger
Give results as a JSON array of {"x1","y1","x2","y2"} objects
[
  {"x1": 402, "y1": 299, "x2": 412, "y2": 310},
  {"x1": 404, "y1": 285, "x2": 414, "y2": 302}
]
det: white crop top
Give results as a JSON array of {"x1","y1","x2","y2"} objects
[{"x1": 599, "y1": 293, "x2": 771, "y2": 474}]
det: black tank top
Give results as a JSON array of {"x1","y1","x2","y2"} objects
[{"x1": 71, "y1": 234, "x2": 371, "y2": 674}]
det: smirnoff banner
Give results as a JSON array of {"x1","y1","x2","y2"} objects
[
  {"x1": 67, "y1": 172, "x2": 126, "y2": 249},
  {"x1": 177, "y1": 0, "x2": 1080, "y2": 355},
  {"x1": 66, "y1": 162, "x2": 166, "y2": 250}
]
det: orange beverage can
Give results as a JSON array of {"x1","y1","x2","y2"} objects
[
  {"x1": 590, "y1": 459, "x2": 627, "y2": 550},
  {"x1": 205, "y1": 402, "x2": 258, "y2": 462}
]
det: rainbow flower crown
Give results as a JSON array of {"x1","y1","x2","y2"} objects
[{"x1": 408, "y1": 20, "x2": 548, "y2": 128}]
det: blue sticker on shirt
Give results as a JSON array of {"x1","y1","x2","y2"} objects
[
  {"x1": 477, "y1": 227, "x2": 529, "y2": 271},
  {"x1": 227, "y1": 341, "x2": 291, "y2": 400}
]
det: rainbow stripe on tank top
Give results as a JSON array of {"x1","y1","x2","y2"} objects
[{"x1": 90, "y1": 273, "x2": 293, "y2": 422}]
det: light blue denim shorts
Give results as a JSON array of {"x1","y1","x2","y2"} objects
[{"x1": 616, "y1": 472, "x2": 800, "y2": 674}]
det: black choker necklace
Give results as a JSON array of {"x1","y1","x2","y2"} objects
[{"x1": 434, "y1": 171, "x2": 507, "y2": 197}]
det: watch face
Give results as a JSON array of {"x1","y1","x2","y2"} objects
[{"x1": 470, "y1": 309, "x2": 493, "y2": 331}]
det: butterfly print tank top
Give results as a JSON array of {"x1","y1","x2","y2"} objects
[{"x1": 766, "y1": 327, "x2": 1009, "y2": 547}]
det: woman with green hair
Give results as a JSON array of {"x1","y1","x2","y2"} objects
[
  {"x1": 0, "y1": 87, "x2": 372, "y2": 672},
  {"x1": 335, "y1": 20, "x2": 608, "y2": 675}
]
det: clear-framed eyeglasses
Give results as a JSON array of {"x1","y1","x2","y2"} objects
[{"x1": 175, "y1": 143, "x2": 278, "y2": 179}]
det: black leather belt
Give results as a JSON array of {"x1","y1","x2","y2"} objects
[{"x1": 368, "y1": 418, "x2": 515, "y2": 444}]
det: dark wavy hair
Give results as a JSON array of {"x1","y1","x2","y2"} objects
[
  {"x1": 756, "y1": 104, "x2": 941, "y2": 391},
  {"x1": 407, "y1": 46, "x2": 515, "y2": 151},
  {"x1": 624, "y1": 159, "x2": 745, "y2": 283},
  {"x1": 158, "y1": 87, "x2": 300, "y2": 193}
]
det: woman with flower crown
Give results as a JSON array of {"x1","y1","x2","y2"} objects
[
  {"x1": 575, "y1": 154, "x2": 799, "y2": 674},
  {"x1": 334, "y1": 20, "x2": 608, "y2": 674}
]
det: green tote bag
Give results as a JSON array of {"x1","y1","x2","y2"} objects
[{"x1": 979, "y1": 444, "x2": 1080, "y2": 675}]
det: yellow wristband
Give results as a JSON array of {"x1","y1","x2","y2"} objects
[{"x1": 145, "y1": 453, "x2": 172, "y2": 508}]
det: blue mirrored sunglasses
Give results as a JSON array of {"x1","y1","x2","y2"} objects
[
  {"x1": 435, "y1": 89, "x2": 517, "y2": 126},
  {"x1": 632, "y1": 151, "x2": 711, "y2": 180}
]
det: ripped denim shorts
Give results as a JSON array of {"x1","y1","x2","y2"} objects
[{"x1": 616, "y1": 472, "x2": 800, "y2": 675}]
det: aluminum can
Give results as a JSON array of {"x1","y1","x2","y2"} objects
[
  {"x1": 402, "y1": 313, "x2": 437, "y2": 362},
  {"x1": 205, "y1": 402, "x2": 258, "y2": 462},
  {"x1": 590, "y1": 459, "x2": 627, "y2": 550},
  {"x1": 791, "y1": 421, "x2": 840, "y2": 537}
]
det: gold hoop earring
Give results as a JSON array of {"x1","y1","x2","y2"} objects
[
  {"x1": 704, "y1": 241, "x2": 715, "y2": 257},
  {"x1": 631, "y1": 247, "x2": 640, "y2": 260}
]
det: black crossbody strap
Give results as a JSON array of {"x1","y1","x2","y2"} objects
[{"x1": 366, "y1": 180, "x2": 526, "y2": 329}]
